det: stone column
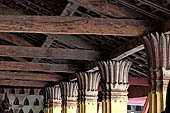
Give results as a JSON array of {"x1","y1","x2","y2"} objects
[
  {"x1": 76, "y1": 72, "x2": 101, "y2": 113},
  {"x1": 98, "y1": 60, "x2": 132, "y2": 113},
  {"x1": 142, "y1": 33, "x2": 170, "y2": 113},
  {"x1": 44, "y1": 86, "x2": 62, "y2": 113},
  {"x1": 59, "y1": 82, "x2": 78, "y2": 113}
]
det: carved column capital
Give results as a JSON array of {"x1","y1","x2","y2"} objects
[
  {"x1": 98, "y1": 60, "x2": 132, "y2": 101},
  {"x1": 143, "y1": 33, "x2": 170, "y2": 80},
  {"x1": 76, "y1": 72, "x2": 101, "y2": 102},
  {"x1": 59, "y1": 82, "x2": 78, "y2": 107},
  {"x1": 45, "y1": 86, "x2": 62, "y2": 107}
]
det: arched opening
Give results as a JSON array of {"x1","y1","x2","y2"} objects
[
  {"x1": 24, "y1": 98, "x2": 29, "y2": 106},
  {"x1": 28, "y1": 109, "x2": 33, "y2": 113},
  {"x1": 13, "y1": 97, "x2": 19, "y2": 105},
  {"x1": 19, "y1": 109, "x2": 24, "y2": 113},
  {"x1": 34, "y1": 98, "x2": 39, "y2": 106}
]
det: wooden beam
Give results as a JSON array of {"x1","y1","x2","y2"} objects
[
  {"x1": 0, "y1": 3, "x2": 22, "y2": 15},
  {"x1": 0, "y1": 33, "x2": 33, "y2": 46},
  {"x1": 111, "y1": 38, "x2": 144, "y2": 60},
  {"x1": 0, "y1": 61, "x2": 79, "y2": 73},
  {"x1": 69, "y1": 0, "x2": 145, "y2": 18},
  {"x1": 0, "y1": 71, "x2": 63, "y2": 81},
  {"x1": 0, "y1": 45, "x2": 102, "y2": 61},
  {"x1": 0, "y1": 80, "x2": 48, "y2": 87},
  {"x1": 0, "y1": 15, "x2": 157, "y2": 36},
  {"x1": 32, "y1": 36, "x2": 55, "y2": 63}
]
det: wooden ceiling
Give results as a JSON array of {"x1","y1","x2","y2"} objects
[{"x1": 0, "y1": 0, "x2": 169, "y2": 87}]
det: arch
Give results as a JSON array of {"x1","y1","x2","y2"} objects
[
  {"x1": 9, "y1": 108, "x2": 14, "y2": 113},
  {"x1": 34, "y1": 98, "x2": 39, "y2": 106},
  {"x1": 28, "y1": 109, "x2": 33, "y2": 113},
  {"x1": 24, "y1": 98, "x2": 29, "y2": 106},
  {"x1": 13, "y1": 97, "x2": 19, "y2": 105},
  {"x1": 19, "y1": 109, "x2": 24, "y2": 113}
]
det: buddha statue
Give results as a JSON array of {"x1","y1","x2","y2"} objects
[{"x1": 0, "y1": 93, "x2": 11, "y2": 113}]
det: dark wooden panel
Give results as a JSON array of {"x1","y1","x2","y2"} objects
[
  {"x1": 0, "y1": 80, "x2": 48, "y2": 87},
  {"x1": 0, "y1": 15, "x2": 157, "y2": 36},
  {"x1": 111, "y1": 38, "x2": 144, "y2": 60},
  {"x1": 69, "y1": 0, "x2": 145, "y2": 18},
  {"x1": 0, "y1": 61, "x2": 79, "y2": 73},
  {"x1": 0, "y1": 71, "x2": 63, "y2": 81},
  {"x1": 0, "y1": 45, "x2": 102, "y2": 61}
]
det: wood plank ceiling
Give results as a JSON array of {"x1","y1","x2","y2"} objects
[{"x1": 0, "y1": 0, "x2": 169, "y2": 87}]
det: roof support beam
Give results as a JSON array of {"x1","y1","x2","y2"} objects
[
  {"x1": 0, "y1": 15, "x2": 157, "y2": 36},
  {"x1": 0, "y1": 80, "x2": 48, "y2": 87},
  {"x1": 69, "y1": 0, "x2": 146, "y2": 18},
  {"x1": 0, "y1": 45, "x2": 102, "y2": 61},
  {"x1": 111, "y1": 38, "x2": 144, "y2": 60},
  {"x1": 0, "y1": 61, "x2": 79, "y2": 73},
  {"x1": 0, "y1": 71, "x2": 63, "y2": 81}
]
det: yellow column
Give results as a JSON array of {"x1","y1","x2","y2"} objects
[
  {"x1": 53, "y1": 101, "x2": 62, "y2": 113},
  {"x1": 60, "y1": 82, "x2": 78, "y2": 113},
  {"x1": 98, "y1": 60, "x2": 132, "y2": 113},
  {"x1": 62, "y1": 100, "x2": 77, "y2": 113},
  {"x1": 76, "y1": 72, "x2": 101, "y2": 113},
  {"x1": 142, "y1": 32, "x2": 170, "y2": 113},
  {"x1": 149, "y1": 79, "x2": 168, "y2": 113}
]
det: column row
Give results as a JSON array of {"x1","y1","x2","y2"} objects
[{"x1": 44, "y1": 60, "x2": 132, "y2": 113}]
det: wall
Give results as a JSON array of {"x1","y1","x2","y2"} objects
[{"x1": 0, "y1": 87, "x2": 44, "y2": 113}]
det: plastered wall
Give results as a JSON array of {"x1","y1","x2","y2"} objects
[{"x1": 0, "y1": 88, "x2": 44, "y2": 113}]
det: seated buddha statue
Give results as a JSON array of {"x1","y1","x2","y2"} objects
[{"x1": 0, "y1": 93, "x2": 11, "y2": 113}]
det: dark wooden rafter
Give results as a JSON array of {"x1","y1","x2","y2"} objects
[
  {"x1": 0, "y1": 3, "x2": 22, "y2": 15},
  {"x1": 137, "y1": 0, "x2": 170, "y2": 15},
  {"x1": 32, "y1": 36, "x2": 55, "y2": 63},
  {"x1": 68, "y1": 0, "x2": 146, "y2": 18},
  {"x1": 113, "y1": 0, "x2": 164, "y2": 21},
  {"x1": 0, "y1": 45, "x2": 102, "y2": 61},
  {"x1": 0, "y1": 61, "x2": 79, "y2": 73},
  {"x1": 49, "y1": 34, "x2": 99, "y2": 50},
  {"x1": 0, "y1": 71, "x2": 63, "y2": 81},
  {"x1": 61, "y1": 2, "x2": 79, "y2": 16},
  {"x1": 0, "y1": 80, "x2": 48, "y2": 87},
  {"x1": 0, "y1": 33, "x2": 33, "y2": 46},
  {"x1": 0, "y1": 15, "x2": 158, "y2": 36},
  {"x1": 111, "y1": 38, "x2": 144, "y2": 60}
]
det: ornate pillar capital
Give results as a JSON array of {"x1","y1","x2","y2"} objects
[
  {"x1": 76, "y1": 72, "x2": 100, "y2": 113},
  {"x1": 98, "y1": 60, "x2": 132, "y2": 99},
  {"x1": 98, "y1": 60, "x2": 132, "y2": 113},
  {"x1": 59, "y1": 82, "x2": 78, "y2": 107},
  {"x1": 44, "y1": 86, "x2": 61, "y2": 113},
  {"x1": 76, "y1": 72, "x2": 100, "y2": 102},
  {"x1": 143, "y1": 33, "x2": 170, "y2": 80},
  {"x1": 142, "y1": 32, "x2": 170, "y2": 113}
]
